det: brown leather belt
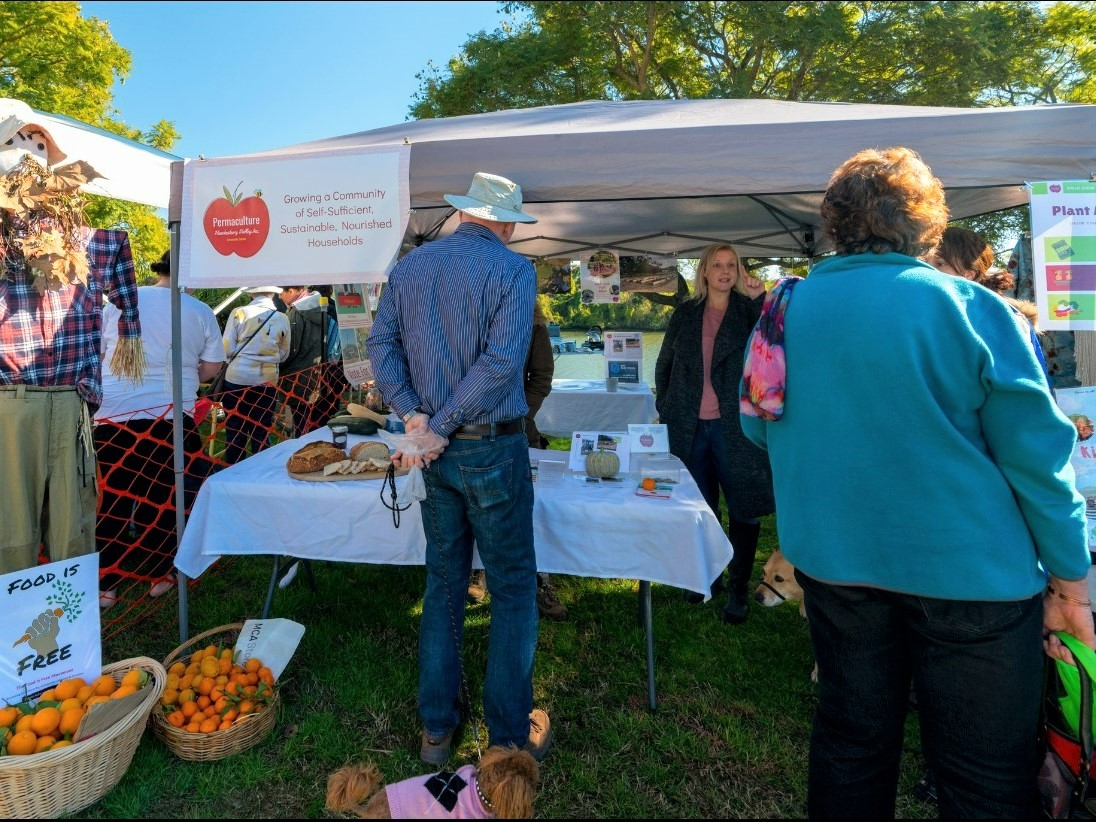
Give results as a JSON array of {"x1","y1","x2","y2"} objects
[{"x1": 452, "y1": 419, "x2": 525, "y2": 440}]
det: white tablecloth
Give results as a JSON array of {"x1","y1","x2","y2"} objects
[
  {"x1": 535, "y1": 379, "x2": 658, "y2": 437},
  {"x1": 175, "y1": 429, "x2": 731, "y2": 597}
]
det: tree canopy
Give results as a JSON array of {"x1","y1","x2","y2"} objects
[
  {"x1": 411, "y1": 1, "x2": 1095, "y2": 252},
  {"x1": 1, "y1": 1, "x2": 179, "y2": 274}
]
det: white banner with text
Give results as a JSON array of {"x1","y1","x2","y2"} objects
[{"x1": 178, "y1": 145, "x2": 410, "y2": 288}]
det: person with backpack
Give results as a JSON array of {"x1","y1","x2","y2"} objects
[{"x1": 280, "y1": 284, "x2": 342, "y2": 435}]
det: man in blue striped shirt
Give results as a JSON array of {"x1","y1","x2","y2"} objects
[{"x1": 366, "y1": 172, "x2": 553, "y2": 764}]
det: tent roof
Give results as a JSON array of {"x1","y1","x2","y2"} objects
[
  {"x1": 0, "y1": 98, "x2": 178, "y2": 209},
  {"x1": 178, "y1": 98, "x2": 1096, "y2": 258}
]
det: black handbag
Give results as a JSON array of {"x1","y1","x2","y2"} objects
[{"x1": 201, "y1": 310, "x2": 276, "y2": 401}]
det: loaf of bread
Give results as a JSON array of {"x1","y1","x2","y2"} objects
[
  {"x1": 349, "y1": 441, "x2": 392, "y2": 463},
  {"x1": 286, "y1": 441, "x2": 348, "y2": 474}
]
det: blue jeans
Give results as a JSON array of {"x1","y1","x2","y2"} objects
[
  {"x1": 685, "y1": 418, "x2": 758, "y2": 528},
  {"x1": 796, "y1": 570, "x2": 1044, "y2": 819},
  {"x1": 418, "y1": 432, "x2": 538, "y2": 749}
]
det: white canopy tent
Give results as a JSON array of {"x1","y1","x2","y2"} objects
[
  {"x1": 0, "y1": 98, "x2": 176, "y2": 209},
  {"x1": 168, "y1": 98, "x2": 1096, "y2": 260}
]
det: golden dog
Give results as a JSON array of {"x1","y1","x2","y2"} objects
[
  {"x1": 326, "y1": 744, "x2": 539, "y2": 819},
  {"x1": 754, "y1": 549, "x2": 817, "y2": 682}
]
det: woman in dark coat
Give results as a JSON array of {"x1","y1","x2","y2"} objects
[{"x1": 655, "y1": 242, "x2": 774, "y2": 623}]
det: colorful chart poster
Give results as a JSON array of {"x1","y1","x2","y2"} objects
[
  {"x1": 1, "y1": 556, "x2": 101, "y2": 705},
  {"x1": 579, "y1": 249, "x2": 620, "y2": 304},
  {"x1": 1029, "y1": 180, "x2": 1096, "y2": 331}
]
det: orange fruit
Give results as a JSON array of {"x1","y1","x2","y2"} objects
[
  {"x1": 120, "y1": 669, "x2": 143, "y2": 690},
  {"x1": 91, "y1": 675, "x2": 117, "y2": 696},
  {"x1": 178, "y1": 688, "x2": 196, "y2": 705},
  {"x1": 199, "y1": 657, "x2": 219, "y2": 678},
  {"x1": 180, "y1": 701, "x2": 198, "y2": 719},
  {"x1": 168, "y1": 661, "x2": 186, "y2": 677},
  {"x1": 197, "y1": 677, "x2": 215, "y2": 696},
  {"x1": 166, "y1": 711, "x2": 185, "y2": 728},
  {"x1": 34, "y1": 734, "x2": 57, "y2": 753},
  {"x1": 53, "y1": 677, "x2": 84, "y2": 701},
  {"x1": 15, "y1": 714, "x2": 34, "y2": 734},
  {"x1": 217, "y1": 657, "x2": 232, "y2": 676},
  {"x1": 84, "y1": 695, "x2": 110, "y2": 709},
  {"x1": 38, "y1": 688, "x2": 57, "y2": 701},
  {"x1": 244, "y1": 658, "x2": 262, "y2": 674},
  {"x1": 110, "y1": 685, "x2": 138, "y2": 700},
  {"x1": 7, "y1": 730, "x2": 37, "y2": 756},
  {"x1": 58, "y1": 707, "x2": 84, "y2": 737},
  {"x1": 30, "y1": 706, "x2": 61, "y2": 736},
  {"x1": 76, "y1": 685, "x2": 94, "y2": 703},
  {"x1": 238, "y1": 700, "x2": 255, "y2": 715},
  {"x1": 57, "y1": 697, "x2": 83, "y2": 714},
  {"x1": 0, "y1": 706, "x2": 19, "y2": 727},
  {"x1": 218, "y1": 719, "x2": 232, "y2": 731},
  {"x1": 184, "y1": 721, "x2": 200, "y2": 733},
  {"x1": 196, "y1": 695, "x2": 211, "y2": 711},
  {"x1": 160, "y1": 689, "x2": 179, "y2": 707},
  {"x1": 199, "y1": 717, "x2": 219, "y2": 733},
  {"x1": 641, "y1": 477, "x2": 657, "y2": 491},
  {"x1": 50, "y1": 739, "x2": 73, "y2": 750}
]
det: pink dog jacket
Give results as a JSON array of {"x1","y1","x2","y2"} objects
[{"x1": 385, "y1": 764, "x2": 492, "y2": 818}]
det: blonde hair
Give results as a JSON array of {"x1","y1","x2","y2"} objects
[
  {"x1": 821, "y1": 146, "x2": 947, "y2": 258},
  {"x1": 689, "y1": 242, "x2": 741, "y2": 303}
]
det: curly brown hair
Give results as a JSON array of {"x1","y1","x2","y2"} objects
[
  {"x1": 934, "y1": 226, "x2": 1015, "y2": 292},
  {"x1": 820, "y1": 147, "x2": 948, "y2": 257}
]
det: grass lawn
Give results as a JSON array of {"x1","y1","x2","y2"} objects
[{"x1": 75, "y1": 441, "x2": 937, "y2": 819}]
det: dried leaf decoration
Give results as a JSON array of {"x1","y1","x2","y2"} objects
[{"x1": 0, "y1": 155, "x2": 100, "y2": 295}]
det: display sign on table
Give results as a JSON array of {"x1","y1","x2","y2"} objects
[
  {"x1": 569, "y1": 431, "x2": 631, "y2": 473},
  {"x1": 1, "y1": 555, "x2": 101, "y2": 704},
  {"x1": 1028, "y1": 180, "x2": 1096, "y2": 331},
  {"x1": 178, "y1": 144, "x2": 410, "y2": 288},
  {"x1": 605, "y1": 331, "x2": 643, "y2": 383},
  {"x1": 629, "y1": 423, "x2": 669, "y2": 453}
]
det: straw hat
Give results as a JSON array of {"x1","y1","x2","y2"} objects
[
  {"x1": 244, "y1": 285, "x2": 283, "y2": 294},
  {"x1": 444, "y1": 172, "x2": 537, "y2": 224}
]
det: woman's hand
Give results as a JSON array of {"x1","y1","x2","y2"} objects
[{"x1": 1044, "y1": 575, "x2": 1096, "y2": 663}]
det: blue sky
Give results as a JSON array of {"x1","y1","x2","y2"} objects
[{"x1": 81, "y1": 1, "x2": 510, "y2": 160}]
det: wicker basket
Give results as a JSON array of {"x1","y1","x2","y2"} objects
[
  {"x1": 150, "y1": 623, "x2": 278, "y2": 762},
  {"x1": 0, "y1": 656, "x2": 166, "y2": 819}
]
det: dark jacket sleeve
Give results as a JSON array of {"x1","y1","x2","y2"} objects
[
  {"x1": 655, "y1": 305, "x2": 685, "y2": 418},
  {"x1": 524, "y1": 323, "x2": 554, "y2": 417}
]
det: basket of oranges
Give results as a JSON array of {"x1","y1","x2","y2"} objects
[
  {"x1": 0, "y1": 656, "x2": 165, "y2": 818},
  {"x1": 150, "y1": 623, "x2": 279, "y2": 761}
]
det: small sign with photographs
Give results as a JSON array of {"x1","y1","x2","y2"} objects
[{"x1": 568, "y1": 431, "x2": 631, "y2": 473}]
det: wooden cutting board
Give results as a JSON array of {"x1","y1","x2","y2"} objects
[{"x1": 288, "y1": 466, "x2": 409, "y2": 482}]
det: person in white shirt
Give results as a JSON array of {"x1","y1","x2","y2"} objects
[
  {"x1": 220, "y1": 285, "x2": 290, "y2": 464},
  {"x1": 94, "y1": 251, "x2": 224, "y2": 607}
]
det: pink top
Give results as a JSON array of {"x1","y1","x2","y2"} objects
[
  {"x1": 699, "y1": 304, "x2": 725, "y2": 419},
  {"x1": 385, "y1": 763, "x2": 492, "y2": 819}
]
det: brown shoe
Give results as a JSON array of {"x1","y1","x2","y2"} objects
[
  {"x1": 420, "y1": 726, "x2": 456, "y2": 765},
  {"x1": 467, "y1": 569, "x2": 487, "y2": 604},
  {"x1": 524, "y1": 708, "x2": 553, "y2": 761},
  {"x1": 536, "y1": 580, "x2": 568, "y2": 621}
]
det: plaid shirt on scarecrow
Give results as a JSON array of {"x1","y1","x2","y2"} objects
[{"x1": 0, "y1": 228, "x2": 140, "y2": 408}]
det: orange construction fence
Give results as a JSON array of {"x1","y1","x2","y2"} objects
[{"x1": 94, "y1": 361, "x2": 350, "y2": 640}]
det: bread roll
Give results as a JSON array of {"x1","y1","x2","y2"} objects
[
  {"x1": 287, "y1": 441, "x2": 347, "y2": 474},
  {"x1": 349, "y1": 441, "x2": 391, "y2": 463}
]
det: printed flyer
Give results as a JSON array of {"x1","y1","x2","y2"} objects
[
  {"x1": 579, "y1": 249, "x2": 621, "y2": 305},
  {"x1": 333, "y1": 283, "x2": 378, "y2": 387},
  {"x1": 569, "y1": 431, "x2": 631, "y2": 473},
  {"x1": 1028, "y1": 180, "x2": 1096, "y2": 331},
  {"x1": 1, "y1": 556, "x2": 101, "y2": 705},
  {"x1": 605, "y1": 331, "x2": 643, "y2": 383},
  {"x1": 1057, "y1": 387, "x2": 1096, "y2": 550}
]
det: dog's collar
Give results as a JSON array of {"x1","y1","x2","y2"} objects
[
  {"x1": 473, "y1": 774, "x2": 494, "y2": 813},
  {"x1": 756, "y1": 579, "x2": 787, "y2": 602}
]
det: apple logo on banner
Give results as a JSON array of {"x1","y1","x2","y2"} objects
[
  {"x1": 1050, "y1": 184, "x2": 1062, "y2": 193},
  {"x1": 203, "y1": 182, "x2": 271, "y2": 258},
  {"x1": 640, "y1": 434, "x2": 654, "y2": 447}
]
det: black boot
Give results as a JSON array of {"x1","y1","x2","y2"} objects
[{"x1": 720, "y1": 520, "x2": 761, "y2": 625}]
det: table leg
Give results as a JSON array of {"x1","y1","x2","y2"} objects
[
  {"x1": 262, "y1": 557, "x2": 282, "y2": 619},
  {"x1": 639, "y1": 580, "x2": 657, "y2": 711}
]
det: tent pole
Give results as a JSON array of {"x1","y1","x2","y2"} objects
[{"x1": 168, "y1": 222, "x2": 190, "y2": 644}]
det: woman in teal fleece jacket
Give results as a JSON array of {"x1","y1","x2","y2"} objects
[{"x1": 739, "y1": 147, "x2": 1095, "y2": 819}]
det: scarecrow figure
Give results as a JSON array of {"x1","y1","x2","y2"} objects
[{"x1": 0, "y1": 98, "x2": 145, "y2": 575}]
